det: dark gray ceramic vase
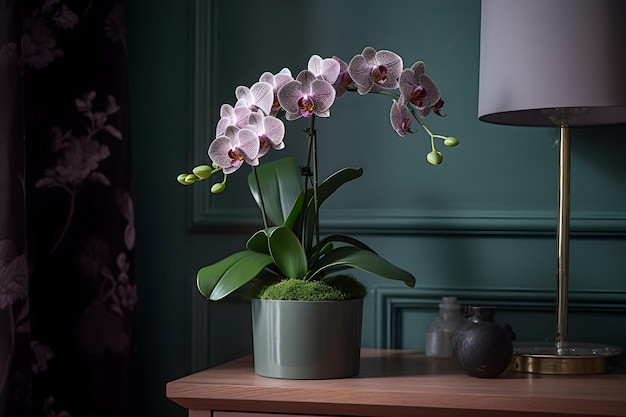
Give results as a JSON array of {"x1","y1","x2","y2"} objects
[{"x1": 451, "y1": 306, "x2": 513, "y2": 378}]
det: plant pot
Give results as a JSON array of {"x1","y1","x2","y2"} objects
[{"x1": 251, "y1": 298, "x2": 363, "y2": 379}]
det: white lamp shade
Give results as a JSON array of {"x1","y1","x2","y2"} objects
[{"x1": 478, "y1": 0, "x2": 626, "y2": 126}]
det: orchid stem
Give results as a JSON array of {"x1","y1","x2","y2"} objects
[
  {"x1": 310, "y1": 115, "x2": 320, "y2": 261},
  {"x1": 303, "y1": 115, "x2": 320, "y2": 266}
]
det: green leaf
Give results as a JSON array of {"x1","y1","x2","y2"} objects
[
  {"x1": 267, "y1": 227, "x2": 308, "y2": 279},
  {"x1": 302, "y1": 167, "x2": 363, "y2": 249},
  {"x1": 197, "y1": 250, "x2": 274, "y2": 301},
  {"x1": 308, "y1": 246, "x2": 415, "y2": 287},
  {"x1": 248, "y1": 158, "x2": 302, "y2": 226},
  {"x1": 246, "y1": 227, "x2": 277, "y2": 254},
  {"x1": 314, "y1": 234, "x2": 376, "y2": 253}
]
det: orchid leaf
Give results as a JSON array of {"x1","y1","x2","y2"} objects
[
  {"x1": 308, "y1": 246, "x2": 415, "y2": 287},
  {"x1": 246, "y1": 227, "x2": 280, "y2": 254},
  {"x1": 267, "y1": 226, "x2": 308, "y2": 279},
  {"x1": 197, "y1": 250, "x2": 274, "y2": 301},
  {"x1": 302, "y1": 167, "x2": 363, "y2": 248},
  {"x1": 314, "y1": 234, "x2": 376, "y2": 253},
  {"x1": 248, "y1": 157, "x2": 302, "y2": 226}
]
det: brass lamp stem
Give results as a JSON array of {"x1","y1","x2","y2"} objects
[{"x1": 556, "y1": 123, "x2": 570, "y2": 353}]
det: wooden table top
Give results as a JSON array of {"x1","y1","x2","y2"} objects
[{"x1": 167, "y1": 348, "x2": 626, "y2": 417}]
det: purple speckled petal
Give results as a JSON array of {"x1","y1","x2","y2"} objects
[
  {"x1": 237, "y1": 128, "x2": 261, "y2": 163},
  {"x1": 263, "y1": 116, "x2": 285, "y2": 146},
  {"x1": 418, "y1": 74, "x2": 441, "y2": 109},
  {"x1": 235, "y1": 82, "x2": 273, "y2": 115},
  {"x1": 208, "y1": 135, "x2": 233, "y2": 168},
  {"x1": 295, "y1": 70, "x2": 316, "y2": 94},
  {"x1": 348, "y1": 54, "x2": 374, "y2": 95},
  {"x1": 390, "y1": 100, "x2": 412, "y2": 137},
  {"x1": 361, "y1": 47, "x2": 377, "y2": 63},
  {"x1": 310, "y1": 79, "x2": 336, "y2": 116},
  {"x1": 411, "y1": 61, "x2": 426, "y2": 77},
  {"x1": 277, "y1": 80, "x2": 303, "y2": 114},
  {"x1": 398, "y1": 68, "x2": 415, "y2": 107},
  {"x1": 374, "y1": 50, "x2": 402, "y2": 89},
  {"x1": 307, "y1": 55, "x2": 340, "y2": 84},
  {"x1": 331, "y1": 56, "x2": 350, "y2": 97}
]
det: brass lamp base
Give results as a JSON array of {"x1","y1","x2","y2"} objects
[{"x1": 509, "y1": 342, "x2": 624, "y2": 374}]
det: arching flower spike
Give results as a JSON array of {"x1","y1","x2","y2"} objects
[
  {"x1": 277, "y1": 70, "x2": 336, "y2": 120},
  {"x1": 208, "y1": 125, "x2": 260, "y2": 174},
  {"x1": 347, "y1": 47, "x2": 403, "y2": 95}
]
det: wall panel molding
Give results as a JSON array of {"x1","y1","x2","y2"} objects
[{"x1": 374, "y1": 287, "x2": 626, "y2": 349}]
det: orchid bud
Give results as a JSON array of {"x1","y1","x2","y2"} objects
[
  {"x1": 184, "y1": 174, "x2": 198, "y2": 184},
  {"x1": 193, "y1": 164, "x2": 213, "y2": 179},
  {"x1": 177, "y1": 174, "x2": 189, "y2": 184},
  {"x1": 444, "y1": 136, "x2": 459, "y2": 147},
  {"x1": 427, "y1": 150, "x2": 443, "y2": 166},
  {"x1": 211, "y1": 182, "x2": 226, "y2": 193}
]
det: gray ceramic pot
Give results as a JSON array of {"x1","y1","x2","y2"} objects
[{"x1": 251, "y1": 298, "x2": 363, "y2": 379}]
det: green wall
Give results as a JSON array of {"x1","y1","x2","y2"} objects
[{"x1": 127, "y1": 1, "x2": 626, "y2": 416}]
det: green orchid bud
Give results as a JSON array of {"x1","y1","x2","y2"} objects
[
  {"x1": 184, "y1": 174, "x2": 198, "y2": 184},
  {"x1": 427, "y1": 150, "x2": 443, "y2": 166},
  {"x1": 177, "y1": 174, "x2": 189, "y2": 185},
  {"x1": 212, "y1": 162, "x2": 221, "y2": 170},
  {"x1": 444, "y1": 136, "x2": 459, "y2": 147},
  {"x1": 193, "y1": 164, "x2": 213, "y2": 179},
  {"x1": 211, "y1": 182, "x2": 226, "y2": 193}
]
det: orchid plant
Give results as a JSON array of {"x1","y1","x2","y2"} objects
[{"x1": 178, "y1": 47, "x2": 458, "y2": 301}]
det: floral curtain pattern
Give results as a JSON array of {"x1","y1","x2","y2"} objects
[{"x1": 1, "y1": 1, "x2": 137, "y2": 416}]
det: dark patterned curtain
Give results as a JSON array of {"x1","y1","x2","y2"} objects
[{"x1": 1, "y1": 1, "x2": 137, "y2": 416}]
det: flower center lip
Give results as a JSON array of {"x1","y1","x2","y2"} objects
[
  {"x1": 298, "y1": 95, "x2": 314, "y2": 117},
  {"x1": 370, "y1": 65, "x2": 388, "y2": 84},
  {"x1": 228, "y1": 149, "x2": 244, "y2": 165}
]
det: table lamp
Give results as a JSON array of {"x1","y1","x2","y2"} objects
[{"x1": 478, "y1": 0, "x2": 626, "y2": 374}]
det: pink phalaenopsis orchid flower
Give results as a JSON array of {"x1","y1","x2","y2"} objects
[
  {"x1": 234, "y1": 81, "x2": 274, "y2": 115},
  {"x1": 244, "y1": 112, "x2": 285, "y2": 158},
  {"x1": 277, "y1": 70, "x2": 336, "y2": 120},
  {"x1": 208, "y1": 125, "x2": 260, "y2": 174},
  {"x1": 390, "y1": 100, "x2": 413, "y2": 137},
  {"x1": 348, "y1": 47, "x2": 403, "y2": 95},
  {"x1": 331, "y1": 56, "x2": 352, "y2": 98},
  {"x1": 306, "y1": 54, "x2": 340, "y2": 84},
  {"x1": 216, "y1": 104, "x2": 253, "y2": 137},
  {"x1": 259, "y1": 68, "x2": 294, "y2": 116},
  {"x1": 399, "y1": 61, "x2": 441, "y2": 111}
]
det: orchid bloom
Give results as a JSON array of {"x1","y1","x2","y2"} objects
[
  {"x1": 208, "y1": 125, "x2": 260, "y2": 174},
  {"x1": 347, "y1": 47, "x2": 403, "y2": 95},
  {"x1": 216, "y1": 104, "x2": 253, "y2": 137},
  {"x1": 234, "y1": 81, "x2": 274, "y2": 115},
  {"x1": 306, "y1": 54, "x2": 340, "y2": 84},
  {"x1": 331, "y1": 56, "x2": 352, "y2": 98},
  {"x1": 259, "y1": 68, "x2": 294, "y2": 116},
  {"x1": 244, "y1": 111, "x2": 285, "y2": 158},
  {"x1": 277, "y1": 70, "x2": 336, "y2": 120},
  {"x1": 424, "y1": 98, "x2": 446, "y2": 117},
  {"x1": 398, "y1": 61, "x2": 441, "y2": 111},
  {"x1": 390, "y1": 100, "x2": 413, "y2": 137}
]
